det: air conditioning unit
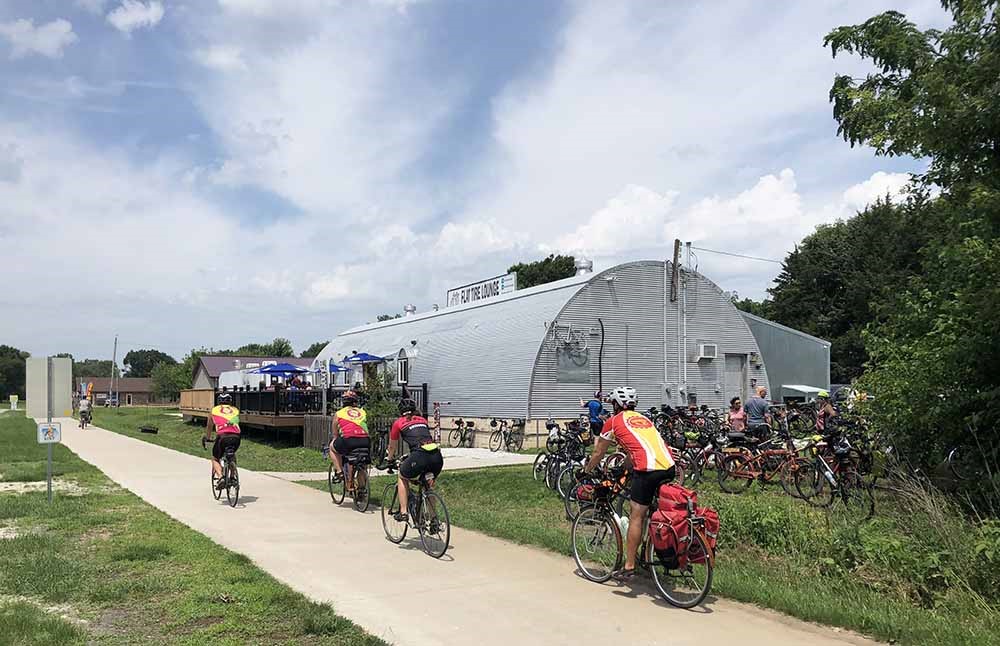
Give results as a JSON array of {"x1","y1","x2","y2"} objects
[{"x1": 697, "y1": 343, "x2": 718, "y2": 360}]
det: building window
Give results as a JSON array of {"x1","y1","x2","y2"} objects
[{"x1": 397, "y1": 358, "x2": 409, "y2": 385}]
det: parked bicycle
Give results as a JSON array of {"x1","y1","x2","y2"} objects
[
  {"x1": 328, "y1": 447, "x2": 371, "y2": 512},
  {"x1": 795, "y1": 431, "x2": 874, "y2": 521},
  {"x1": 449, "y1": 418, "x2": 476, "y2": 448},
  {"x1": 381, "y1": 459, "x2": 451, "y2": 558},
  {"x1": 489, "y1": 418, "x2": 525, "y2": 452},
  {"x1": 571, "y1": 469, "x2": 714, "y2": 608}
]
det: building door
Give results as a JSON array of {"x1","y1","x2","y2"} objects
[
  {"x1": 126, "y1": 393, "x2": 133, "y2": 406},
  {"x1": 724, "y1": 354, "x2": 746, "y2": 404}
]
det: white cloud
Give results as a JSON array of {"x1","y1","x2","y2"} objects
[
  {"x1": 553, "y1": 185, "x2": 678, "y2": 257},
  {"x1": 75, "y1": 0, "x2": 109, "y2": 14},
  {"x1": 0, "y1": 19, "x2": 77, "y2": 59},
  {"x1": 194, "y1": 45, "x2": 247, "y2": 71},
  {"x1": 841, "y1": 171, "x2": 912, "y2": 209},
  {"x1": 107, "y1": 1, "x2": 165, "y2": 34}
]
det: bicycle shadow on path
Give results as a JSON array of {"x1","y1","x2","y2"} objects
[{"x1": 569, "y1": 568, "x2": 718, "y2": 614}]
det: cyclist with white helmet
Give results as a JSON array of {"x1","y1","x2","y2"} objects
[{"x1": 580, "y1": 385, "x2": 676, "y2": 581}]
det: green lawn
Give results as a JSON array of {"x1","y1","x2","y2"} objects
[
  {"x1": 301, "y1": 465, "x2": 1000, "y2": 646},
  {"x1": 0, "y1": 411, "x2": 383, "y2": 645},
  {"x1": 91, "y1": 407, "x2": 329, "y2": 472}
]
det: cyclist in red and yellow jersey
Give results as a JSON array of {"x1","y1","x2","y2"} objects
[
  {"x1": 329, "y1": 390, "x2": 370, "y2": 490},
  {"x1": 205, "y1": 393, "x2": 241, "y2": 489},
  {"x1": 581, "y1": 386, "x2": 676, "y2": 580}
]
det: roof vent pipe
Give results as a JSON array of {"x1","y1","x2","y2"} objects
[
  {"x1": 432, "y1": 304, "x2": 439, "y2": 311},
  {"x1": 575, "y1": 258, "x2": 593, "y2": 275},
  {"x1": 403, "y1": 304, "x2": 417, "y2": 316}
]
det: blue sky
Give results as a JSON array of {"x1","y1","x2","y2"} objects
[{"x1": 0, "y1": 0, "x2": 947, "y2": 361}]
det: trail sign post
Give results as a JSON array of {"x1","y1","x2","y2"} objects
[
  {"x1": 42, "y1": 357, "x2": 57, "y2": 503},
  {"x1": 9, "y1": 395, "x2": 17, "y2": 410}
]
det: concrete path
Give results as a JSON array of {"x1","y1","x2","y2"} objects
[
  {"x1": 263, "y1": 447, "x2": 537, "y2": 482},
  {"x1": 52, "y1": 417, "x2": 876, "y2": 646}
]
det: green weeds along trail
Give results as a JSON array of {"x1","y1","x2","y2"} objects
[
  {"x1": 302, "y1": 465, "x2": 1000, "y2": 646},
  {"x1": 0, "y1": 411, "x2": 383, "y2": 645}
]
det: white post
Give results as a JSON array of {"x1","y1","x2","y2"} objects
[{"x1": 46, "y1": 356, "x2": 53, "y2": 503}]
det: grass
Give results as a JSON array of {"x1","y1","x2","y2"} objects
[
  {"x1": 0, "y1": 410, "x2": 384, "y2": 645},
  {"x1": 300, "y1": 464, "x2": 1000, "y2": 646},
  {"x1": 91, "y1": 407, "x2": 330, "y2": 472}
]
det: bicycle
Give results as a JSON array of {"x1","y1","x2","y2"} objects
[
  {"x1": 202, "y1": 436, "x2": 240, "y2": 508},
  {"x1": 381, "y1": 459, "x2": 451, "y2": 558},
  {"x1": 328, "y1": 447, "x2": 371, "y2": 512},
  {"x1": 571, "y1": 470, "x2": 713, "y2": 608},
  {"x1": 717, "y1": 429, "x2": 808, "y2": 497},
  {"x1": 489, "y1": 418, "x2": 525, "y2": 452},
  {"x1": 795, "y1": 432, "x2": 874, "y2": 522},
  {"x1": 370, "y1": 430, "x2": 389, "y2": 469},
  {"x1": 78, "y1": 409, "x2": 91, "y2": 429},
  {"x1": 448, "y1": 418, "x2": 476, "y2": 448}
]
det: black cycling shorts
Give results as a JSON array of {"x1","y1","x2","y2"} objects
[
  {"x1": 630, "y1": 467, "x2": 677, "y2": 507},
  {"x1": 333, "y1": 436, "x2": 370, "y2": 456},
  {"x1": 213, "y1": 434, "x2": 241, "y2": 460},
  {"x1": 399, "y1": 448, "x2": 444, "y2": 481}
]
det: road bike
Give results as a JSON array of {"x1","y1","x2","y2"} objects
[
  {"x1": 571, "y1": 470, "x2": 713, "y2": 608},
  {"x1": 381, "y1": 460, "x2": 451, "y2": 558},
  {"x1": 448, "y1": 418, "x2": 476, "y2": 448},
  {"x1": 795, "y1": 432, "x2": 874, "y2": 522},
  {"x1": 203, "y1": 437, "x2": 240, "y2": 508},
  {"x1": 370, "y1": 430, "x2": 389, "y2": 469},
  {"x1": 328, "y1": 447, "x2": 371, "y2": 512},
  {"x1": 489, "y1": 418, "x2": 525, "y2": 452}
]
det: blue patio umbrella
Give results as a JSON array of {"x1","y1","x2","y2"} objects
[
  {"x1": 343, "y1": 352, "x2": 384, "y2": 364},
  {"x1": 251, "y1": 363, "x2": 309, "y2": 375},
  {"x1": 327, "y1": 362, "x2": 351, "y2": 372}
]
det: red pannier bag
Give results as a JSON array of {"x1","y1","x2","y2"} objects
[
  {"x1": 657, "y1": 482, "x2": 697, "y2": 511},
  {"x1": 688, "y1": 506, "x2": 719, "y2": 564},
  {"x1": 649, "y1": 508, "x2": 690, "y2": 569},
  {"x1": 575, "y1": 483, "x2": 594, "y2": 501}
]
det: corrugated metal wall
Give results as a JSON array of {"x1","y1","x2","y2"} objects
[
  {"x1": 740, "y1": 312, "x2": 831, "y2": 392},
  {"x1": 527, "y1": 261, "x2": 769, "y2": 417}
]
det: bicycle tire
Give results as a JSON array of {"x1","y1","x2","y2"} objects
[
  {"x1": 418, "y1": 491, "x2": 450, "y2": 558},
  {"x1": 225, "y1": 463, "x2": 239, "y2": 508},
  {"x1": 838, "y1": 470, "x2": 874, "y2": 523},
  {"x1": 533, "y1": 453, "x2": 548, "y2": 481},
  {"x1": 557, "y1": 464, "x2": 578, "y2": 500},
  {"x1": 489, "y1": 430, "x2": 503, "y2": 452},
  {"x1": 353, "y1": 466, "x2": 370, "y2": 512},
  {"x1": 649, "y1": 523, "x2": 713, "y2": 608},
  {"x1": 212, "y1": 469, "x2": 223, "y2": 500},
  {"x1": 510, "y1": 430, "x2": 525, "y2": 452},
  {"x1": 779, "y1": 457, "x2": 810, "y2": 498},
  {"x1": 798, "y1": 461, "x2": 835, "y2": 507},
  {"x1": 380, "y1": 483, "x2": 408, "y2": 543},
  {"x1": 546, "y1": 457, "x2": 564, "y2": 490},
  {"x1": 572, "y1": 506, "x2": 622, "y2": 583},
  {"x1": 328, "y1": 463, "x2": 346, "y2": 505},
  {"x1": 448, "y1": 429, "x2": 463, "y2": 448},
  {"x1": 717, "y1": 454, "x2": 754, "y2": 493}
]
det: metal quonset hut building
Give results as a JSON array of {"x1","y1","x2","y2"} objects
[{"x1": 315, "y1": 260, "x2": 826, "y2": 420}]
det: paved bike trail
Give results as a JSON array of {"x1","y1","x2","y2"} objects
[{"x1": 52, "y1": 417, "x2": 876, "y2": 646}]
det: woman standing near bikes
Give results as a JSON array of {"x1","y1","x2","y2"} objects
[
  {"x1": 725, "y1": 396, "x2": 746, "y2": 432},
  {"x1": 815, "y1": 390, "x2": 837, "y2": 433},
  {"x1": 387, "y1": 398, "x2": 444, "y2": 522}
]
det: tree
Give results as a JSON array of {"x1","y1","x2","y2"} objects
[
  {"x1": 826, "y1": 1, "x2": 1000, "y2": 461},
  {"x1": 300, "y1": 341, "x2": 330, "y2": 358},
  {"x1": 376, "y1": 314, "x2": 401, "y2": 322},
  {"x1": 234, "y1": 338, "x2": 295, "y2": 357},
  {"x1": 123, "y1": 349, "x2": 177, "y2": 377},
  {"x1": 0, "y1": 345, "x2": 29, "y2": 398},
  {"x1": 150, "y1": 361, "x2": 188, "y2": 401},
  {"x1": 74, "y1": 359, "x2": 115, "y2": 379},
  {"x1": 508, "y1": 254, "x2": 576, "y2": 289},
  {"x1": 732, "y1": 297, "x2": 771, "y2": 319}
]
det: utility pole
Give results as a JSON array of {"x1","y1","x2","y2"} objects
[
  {"x1": 109, "y1": 334, "x2": 118, "y2": 403},
  {"x1": 46, "y1": 356, "x2": 53, "y2": 503},
  {"x1": 670, "y1": 239, "x2": 681, "y2": 302}
]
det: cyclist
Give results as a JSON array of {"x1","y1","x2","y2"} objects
[
  {"x1": 78, "y1": 396, "x2": 92, "y2": 428},
  {"x1": 814, "y1": 389, "x2": 837, "y2": 433},
  {"x1": 580, "y1": 386, "x2": 676, "y2": 581},
  {"x1": 205, "y1": 393, "x2": 241, "y2": 489},
  {"x1": 580, "y1": 391, "x2": 608, "y2": 437},
  {"x1": 387, "y1": 398, "x2": 443, "y2": 521},
  {"x1": 329, "y1": 390, "x2": 370, "y2": 492}
]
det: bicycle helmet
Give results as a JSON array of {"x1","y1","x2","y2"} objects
[
  {"x1": 817, "y1": 390, "x2": 830, "y2": 399},
  {"x1": 398, "y1": 398, "x2": 417, "y2": 415},
  {"x1": 609, "y1": 386, "x2": 638, "y2": 409},
  {"x1": 342, "y1": 390, "x2": 360, "y2": 405},
  {"x1": 217, "y1": 393, "x2": 233, "y2": 404}
]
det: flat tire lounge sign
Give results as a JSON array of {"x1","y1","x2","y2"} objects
[{"x1": 447, "y1": 273, "x2": 517, "y2": 307}]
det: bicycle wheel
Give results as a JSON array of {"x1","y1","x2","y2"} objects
[
  {"x1": 677, "y1": 452, "x2": 700, "y2": 487},
  {"x1": 798, "y1": 461, "x2": 835, "y2": 507},
  {"x1": 779, "y1": 457, "x2": 810, "y2": 498},
  {"x1": 649, "y1": 524, "x2": 713, "y2": 608},
  {"x1": 509, "y1": 431, "x2": 525, "y2": 452},
  {"x1": 489, "y1": 430, "x2": 503, "y2": 452},
  {"x1": 564, "y1": 483, "x2": 586, "y2": 521},
  {"x1": 211, "y1": 469, "x2": 222, "y2": 500},
  {"x1": 572, "y1": 506, "x2": 622, "y2": 583},
  {"x1": 353, "y1": 466, "x2": 370, "y2": 512},
  {"x1": 225, "y1": 464, "x2": 240, "y2": 508},
  {"x1": 717, "y1": 454, "x2": 754, "y2": 494},
  {"x1": 557, "y1": 464, "x2": 578, "y2": 500},
  {"x1": 328, "y1": 463, "x2": 345, "y2": 505},
  {"x1": 418, "y1": 491, "x2": 450, "y2": 558},
  {"x1": 371, "y1": 434, "x2": 387, "y2": 469},
  {"x1": 448, "y1": 429, "x2": 462, "y2": 448},
  {"x1": 533, "y1": 453, "x2": 548, "y2": 481},
  {"x1": 837, "y1": 470, "x2": 874, "y2": 523},
  {"x1": 546, "y1": 457, "x2": 564, "y2": 490},
  {"x1": 380, "y1": 482, "x2": 408, "y2": 543}
]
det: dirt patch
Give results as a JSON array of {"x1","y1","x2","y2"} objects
[
  {"x1": 0, "y1": 525, "x2": 19, "y2": 539},
  {"x1": 80, "y1": 527, "x2": 112, "y2": 544},
  {"x1": 0, "y1": 480, "x2": 87, "y2": 496},
  {"x1": 0, "y1": 594, "x2": 88, "y2": 626}
]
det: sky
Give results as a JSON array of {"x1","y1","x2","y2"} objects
[{"x1": 0, "y1": 0, "x2": 949, "y2": 361}]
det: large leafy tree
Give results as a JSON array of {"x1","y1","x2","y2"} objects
[
  {"x1": 0, "y1": 345, "x2": 29, "y2": 398},
  {"x1": 825, "y1": 0, "x2": 1000, "y2": 456},
  {"x1": 508, "y1": 254, "x2": 576, "y2": 289},
  {"x1": 74, "y1": 359, "x2": 115, "y2": 379},
  {"x1": 234, "y1": 338, "x2": 295, "y2": 357},
  {"x1": 123, "y1": 349, "x2": 176, "y2": 377},
  {"x1": 300, "y1": 341, "x2": 330, "y2": 358}
]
